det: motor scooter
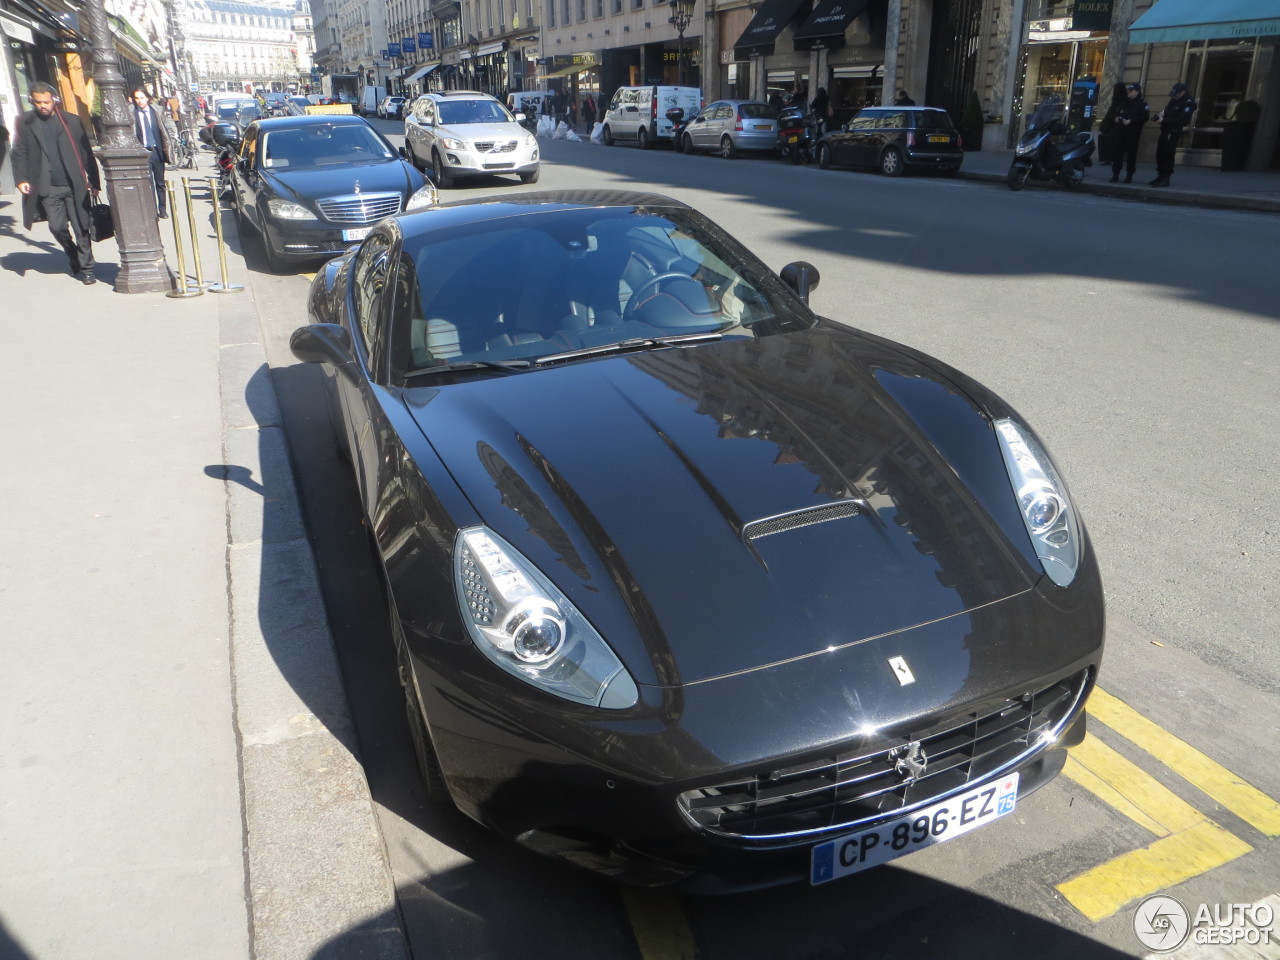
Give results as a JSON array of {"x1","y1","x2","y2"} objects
[
  {"x1": 211, "y1": 123, "x2": 242, "y2": 199},
  {"x1": 667, "y1": 107, "x2": 691, "y2": 152},
  {"x1": 1007, "y1": 96, "x2": 1095, "y2": 191},
  {"x1": 776, "y1": 106, "x2": 818, "y2": 164}
]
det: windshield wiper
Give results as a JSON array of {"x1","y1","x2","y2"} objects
[
  {"x1": 533, "y1": 332, "x2": 723, "y2": 366},
  {"x1": 403, "y1": 359, "x2": 532, "y2": 380}
]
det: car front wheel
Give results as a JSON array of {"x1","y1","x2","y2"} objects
[
  {"x1": 880, "y1": 146, "x2": 905, "y2": 176},
  {"x1": 602, "y1": 124, "x2": 614, "y2": 145},
  {"x1": 519, "y1": 166, "x2": 540, "y2": 184},
  {"x1": 432, "y1": 151, "x2": 452, "y2": 188}
]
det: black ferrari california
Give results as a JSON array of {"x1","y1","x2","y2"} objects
[
  {"x1": 289, "y1": 191, "x2": 1104, "y2": 892},
  {"x1": 227, "y1": 114, "x2": 435, "y2": 271}
]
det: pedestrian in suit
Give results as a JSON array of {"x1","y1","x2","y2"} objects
[
  {"x1": 130, "y1": 88, "x2": 172, "y2": 217},
  {"x1": 10, "y1": 81, "x2": 101, "y2": 285},
  {"x1": 1110, "y1": 83, "x2": 1149, "y2": 183},
  {"x1": 1149, "y1": 82, "x2": 1196, "y2": 187}
]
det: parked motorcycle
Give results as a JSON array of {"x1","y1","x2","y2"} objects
[
  {"x1": 1007, "y1": 96, "x2": 1095, "y2": 191},
  {"x1": 211, "y1": 124, "x2": 242, "y2": 199},
  {"x1": 667, "y1": 107, "x2": 691, "y2": 152},
  {"x1": 777, "y1": 106, "x2": 819, "y2": 164}
]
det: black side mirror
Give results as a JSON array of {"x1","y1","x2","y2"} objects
[
  {"x1": 398, "y1": 145, "x2": 408, "y2": 159},
  {"x1": 290, "y1": 323, "x2": 356, "y2": 375},
  {"x1": 780, "y1": 261, "x2": 821, "y2": 304}
]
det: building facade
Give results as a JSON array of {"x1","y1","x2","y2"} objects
[{"x1": 185, "y1": 0, "x2": 304, "y2": 93}]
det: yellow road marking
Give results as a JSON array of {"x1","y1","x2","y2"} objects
[
  {"x1": 1057, "y1": 821, "x2": 1253, "y2": 922},
  {"x1": 622, "y1": 888, "x2": 697, "y2": 960},
  {"x1": 1087, "y1": 687, "x2": 1280, "y2": 836}
]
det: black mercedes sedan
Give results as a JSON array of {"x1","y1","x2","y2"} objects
[
  {"x1": 227, "y1": 114, "x2": 435, "y2": 271},
  {"x1": 289, "y1": 191, "x2": 1104, "y2": 892}
]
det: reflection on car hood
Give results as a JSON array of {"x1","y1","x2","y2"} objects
[
  {"x1": 408, "y1": 325, "x2": 1042, "y2": 687},
  {"x1": 438, "y1": 122, "x2": 527, "y2": 142},
  {"x1": 265, "y1": 160, "x2": 414, "y2": 199}
]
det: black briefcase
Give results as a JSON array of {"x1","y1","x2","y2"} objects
[{"x1": 90, "y1": 202, "x2": 115, "y2": 242}]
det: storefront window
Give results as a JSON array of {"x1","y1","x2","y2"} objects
[{"x1": 1185, "y1": 40, "x2": 1257, "y2": 151}]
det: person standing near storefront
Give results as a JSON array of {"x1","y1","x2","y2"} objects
[
  {"x1": 1110, "y1": 83, "x2": 1148, "y2": 183},
  {"x1": 130, "y1": 88, "x2": 171, "y2": 218},
  {"x1": 10, "y1": 82, "x2": 101, "y2": 285},
  {"x1": 1149, "y1": 82, "x2": 1196, "y2": 187}
]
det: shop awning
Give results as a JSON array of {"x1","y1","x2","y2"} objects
[
  {"x1": 1128, "y1": 0, "x2": 1280, "y2": 43},
  {"x1": 793, "y1": 0, "x2": 869, "y2": 51},
  {"x1": 404, "y1": 62, "x2": 439, "y2": 84},
  {"x1": 733, "y1": 0, "x2": 810, "y2": 58}
]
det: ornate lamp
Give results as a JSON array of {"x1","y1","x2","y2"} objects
[
  {"x1": 467, "y1": 35, "x2": 480, "y2": 91},
  {"x1": 668, "y1": 0, "x2": 695, "y2": 87}
]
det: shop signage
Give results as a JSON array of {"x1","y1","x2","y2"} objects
[
  {"x1": 388, "y1": 42, "x2": 402, "y2": 56},
  {"x1": 380, "y1": 48, "x2": 389, "y2": 59},
  {"x1": 418, "y1": 32, "x2": 433, "y2": 49},
  {"x1": 1072, "y1": 0, "x2": 1113, "y2": 32},
  {"x1": 402, "y1": 36, "x2": 416, "y2": 52}
]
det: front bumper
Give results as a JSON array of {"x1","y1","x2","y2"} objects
[
  {"x1": 262, "y1": 217, "x2": 377, "y2": 261},
  {"x1": 440, "y1": 144, "x2": 539, "y2": 178},
  {"x1": 406, "y1": 575, "x2": 1103, "y2": 891}
]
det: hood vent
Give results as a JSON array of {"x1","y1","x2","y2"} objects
[{"x1": 743, "y1": 501, "x2": 861, "y2": 543}]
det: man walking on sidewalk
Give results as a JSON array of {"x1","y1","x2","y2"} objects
[
  {"x1": 131, "y1": 88, "x2": 171, "y2": 218},
  {"x1": 10, "y1": 82, "x2": 101, "y2": 285},
  {"x1": 1149, "y1": 82, "x2": 1196, "y2": 187}
]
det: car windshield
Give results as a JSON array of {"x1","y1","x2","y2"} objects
[
  {"x1": 391, "y1": 204, "x2": 816, "y2": 379},
  {"x1": 262, "y1": 123, "x2": 396, "y2": 168},
  {"x1": 217, "y1": 101, "x2": 256, "y2": 120},
  {"x1": 438, "y1": 99, "x2": 515, "y2": 124}
]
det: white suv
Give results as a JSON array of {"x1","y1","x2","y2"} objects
[{"x1": 404, "y1": 90, "x2": 539, "y2": 188}]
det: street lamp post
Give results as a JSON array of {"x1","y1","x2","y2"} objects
[
  {"x1": 668, "y1": 0, "x2": 695, "y2": 88},
  {"x1": 467, "y1": 35, "x2": 480, "y2": 92},
  {"x1": 82, "y1": 0, "x2": 170, "y2": 292}
]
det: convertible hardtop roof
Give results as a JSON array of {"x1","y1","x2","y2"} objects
[
  {"x1": 250, "y1": 113, "x2": 372, "y2": 130},
  {"x1": 394, "y1": 190, "x2": 693, "y2": 236}
]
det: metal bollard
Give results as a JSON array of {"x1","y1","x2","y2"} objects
[
  {"x1": 207, "y1": 177, "x2": 244, "y2": 294},
  {"x1": 165, "y1": 180, "x2": 202, "y2": 298},
  {"x1": 181, "y1": 177, "x2": 206, "y2": 291}
]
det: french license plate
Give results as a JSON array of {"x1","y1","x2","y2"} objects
[
  {"x1": 928, "y1": 135, "x2": 950, "y2": 143},
  {"x1": 810, "y1": 773, "x2": 1019, "y2": 885},
  {"x1": 754, "y1": 124, "x2": 771, "y2": 130},
  {"x1": 342, "y1": 226, "x2": 373, "y2": 241}
]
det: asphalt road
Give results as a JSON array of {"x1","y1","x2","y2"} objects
[{"x1": 247, "y1": 121, "x2": 1280, "y2": 960}]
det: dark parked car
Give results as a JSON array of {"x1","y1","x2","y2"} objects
[
  {"x1": 817, "y1": 106, "x2": 963, "y2": 176},
  {"x1": 289, "y1": 191, "x2": 1103, "y2": 891},
  {"x1": 226, "y1": 114, "x2": 435, "y2": 271}
]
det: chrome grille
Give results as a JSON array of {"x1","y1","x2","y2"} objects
[
  {"x1": 473, "y1": 140, "x2": 519, "y2": 154},
  {"x1": 677, "y1": 670, "x2": 1089, "y2": 846},
  {"x1": 316, "y1": 192, "x2": 401, "y2": 224}
]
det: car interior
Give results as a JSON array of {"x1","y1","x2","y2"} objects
[{"x1": 384, "y1": 214, "x2": 779, "y2": 376}]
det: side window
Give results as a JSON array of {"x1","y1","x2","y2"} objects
[
  {"x1": 883, "y1": 112, "x2": 907, "y2": 128},
  {"x1": 352, "y1": 233, "x2": 394, "y2": 361},
  {"x1": 850, "y1": 112, "x2": 879, "y2": 130}
]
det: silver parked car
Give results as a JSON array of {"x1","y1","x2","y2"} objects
[
  {"x1": 404, "y1": 90, "x2": 540, "y2": 188},
  {"x1": 682, "y1": 100, "x2": 779, "y2": 158}
]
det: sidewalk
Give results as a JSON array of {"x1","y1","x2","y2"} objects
[
  {"x1": 955, "y1": 145, "x2": 1280, "y2": 214},
  {"x1": 1, "y1": 143, "x2": 1276, "y2": 960},
  {"x1": 0, "y1": 167, "x2": 405, "y2": 960}
]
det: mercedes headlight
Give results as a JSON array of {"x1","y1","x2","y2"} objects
[
  {"x1": 266, "y1": 199, "x2": 317, "y2": 220},
  {"x1": 995, "y1": 419, "x2": 1081, "y2": 587},
  {"x1": 406, "y1": 182, "x2": 438, "y2": 210},
  {"x1": 454, "y1": 527, "x2": 639, "y2": 709}
]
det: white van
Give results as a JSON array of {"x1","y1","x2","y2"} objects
[{"x1": 602, "y1": 86, "x2": 701, "y2": 148}]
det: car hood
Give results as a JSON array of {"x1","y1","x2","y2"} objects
[
  {"x1": 265, "y1": 159, "x2": 416, "y2": 201},
  {"x1": 440, "y1": 122, "x2": 528, "y2": 143},
  {"x1": 407, "y1": 325, "x2": 1045, "y2": 688}
]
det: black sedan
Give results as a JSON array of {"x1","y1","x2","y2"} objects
[
  {"x1": 226, "y1": 114, "x2": 435, "y2": 271},
  {"x1": 289, "y1": 191, "x2": 1104, "y2": 892}
]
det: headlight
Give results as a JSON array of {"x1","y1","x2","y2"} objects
[
  {"x1": 994, "y1": 419, "x2": 1081, "y2": 587},
  {"x1": 522, "y1": 133, "x2": 536, "y2": 149},
  {"x1": 266, "y1": 199, "x2": 317, "y2": 220},
  {"x1": 405, "y1": 182, "x2": 437, "y2": 210},
  {"x1": 454, "y1": 527, "x2": 639, "y2": 709},
  {"x1": 440, "y1": 137, "x2": 466, "y2": 151}
]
